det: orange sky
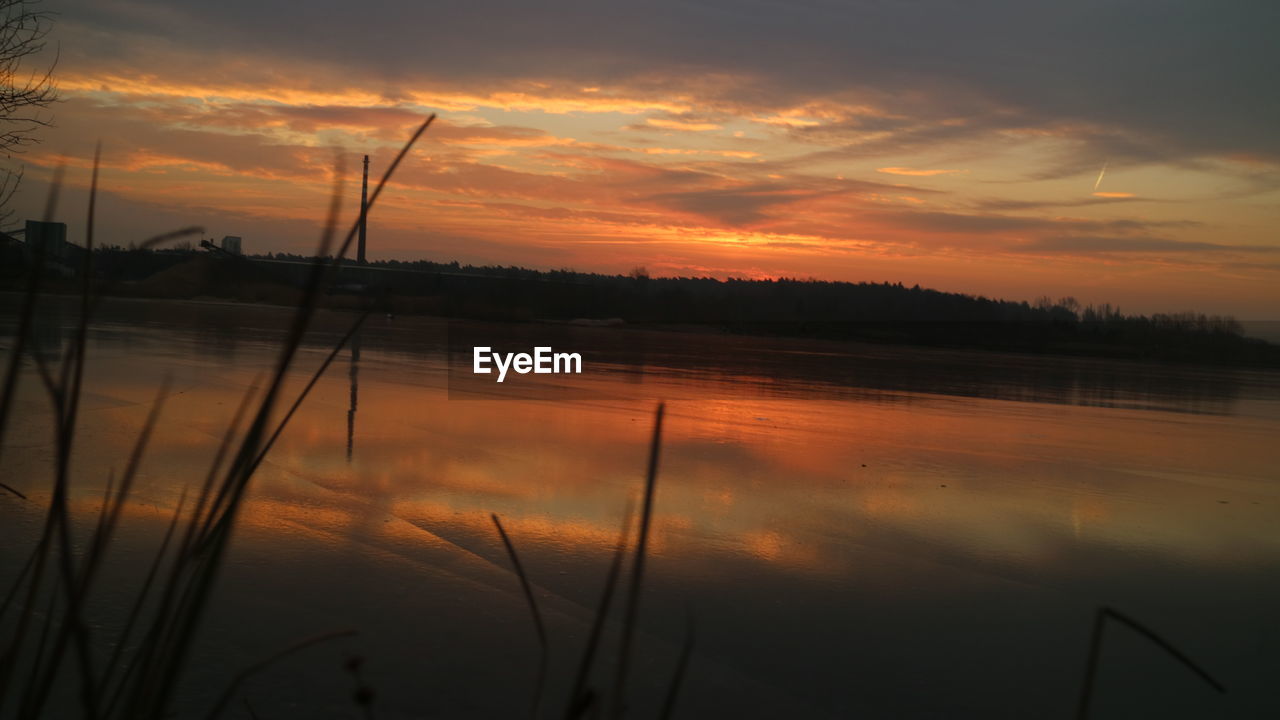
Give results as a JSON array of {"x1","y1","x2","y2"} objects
[{"x1": 9, "y1": 1, "x2": 1280, "y2": 318}]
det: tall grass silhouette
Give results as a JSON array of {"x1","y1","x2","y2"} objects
[
  {"x1": 488, "y1": 405, "x2": 695, "y2": 720},
  {"x1": 0, "y1": 116, "x2": 434, "y2": 718},
  {"x1": 0, "y1": 114, "x2": 695, "y2": 719}
]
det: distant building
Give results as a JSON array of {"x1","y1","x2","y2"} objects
[
  {"x1": 0, "y1": 230, "x2": 23, "y2": 279},
  {"x1": 26, "y1": 220, "x2": 70, "y2": 261},
  {"x1": 221, "y1": 235, "x2": 242, "y2": 255},
  {"x1": 7, "y1": 220, "x2": 83, "y2": 276}
]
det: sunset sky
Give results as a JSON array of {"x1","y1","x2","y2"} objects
[{"x1": 10, "y1": 0, "x2": 1279, "y2": 317}]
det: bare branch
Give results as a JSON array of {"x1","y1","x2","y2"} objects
[{"x1": 0, "y1": 0, "x2": 58, "y2": 219}]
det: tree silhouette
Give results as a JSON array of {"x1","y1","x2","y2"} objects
[{"x1": 0, "y1": 0, "x2": 57, "y2": 227}]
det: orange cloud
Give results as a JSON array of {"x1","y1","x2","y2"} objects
[
  {"x1": 643, "y1": 117, "x2": 722, "y2": 132},
  {"x1": 59, "y1": 70, "x2": 715, "y2": 118},
  {"x1": 876, "y1": 167, "x2": 966, "y2": 176}
]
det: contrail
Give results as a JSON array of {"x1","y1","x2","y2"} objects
[{"x1": 1093, "y1": 161, "x2": 1108, "y2": 191}]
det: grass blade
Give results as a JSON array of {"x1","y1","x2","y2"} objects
[
  {"x1": 491, "y1": 513, "x2": 549, "y2": 719},
  {"x1": 612, "y1": 402, "x2": 665, "y2": 718},
  {"x1": 0, "y1": 480, "x2": 26, "y2": 499},
  {"x1": 1076, "y1": 605, "x2": 1225, "y2": 719},
  {"x1": 657, "y1": 612, "x2": 694, "y2": 720},
  {"x1": 203, "y1": 630, "x2": 357, "y2": 720},
  {"x1": 566, "y1": 501, "x2": 634, "y2": 720},
  {"x1": 95, "y1": 488, "x2": 188, "y2": 709},
  {"x1": 0, "y1": 164, "x2": 61, "y2": 468}
]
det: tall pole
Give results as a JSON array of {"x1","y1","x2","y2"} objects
[{"x1": 358, "y1": 154, "x2": 369, "y2": 263}]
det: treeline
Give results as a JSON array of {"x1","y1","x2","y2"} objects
[
  {"x1": 328, "y1": 255, "x2": 1272, "y2": 366},
  {"x1": 17, "y1": 246, "x2": 1272, "y2": 367},
  {"x1": 348, "y1": 254, "x2": 1237, "y2": 332}
]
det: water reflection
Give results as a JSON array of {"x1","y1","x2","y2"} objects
[
  {"x1": 347, "y1": 330, "x2": 360, "y2": 462},
  {"x1": 9, "y1": 294, "x2": 1271, "y2": 417},
  {"x1": 23, "y1": 294, "x2": 69, "y2": 363},
  {"x1": 3, "y1": 296, "x2": 1280, "y2": 717}
]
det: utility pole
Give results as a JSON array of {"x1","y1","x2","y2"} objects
[{"x1": 358, "y1": 154, "x2": 369, "y2": 263}]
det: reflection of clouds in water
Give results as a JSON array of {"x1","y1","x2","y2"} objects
[
  {"x1": 7, "y1": 316, "x2": 1277, "y2": 577},
  {"x1": 346, "y1": 331, "x2": 359, "y2": 462},
  {"x1": 35, "y1": 294, "x2": 1261, "y2": 419},
  {"x1": 25, "y1": 309, "x2": 1280, "y2": 584},
  {"x1": 10, "y1": 301, "x2": 1280, "y2": 717}
]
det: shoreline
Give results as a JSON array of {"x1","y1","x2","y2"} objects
[{"x1": 4, "y1": 289, "x2": 1279, "y2": 375}]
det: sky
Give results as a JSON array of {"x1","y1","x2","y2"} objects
[{"x1": 8, "y1": 0, "x2": 1280, "y2": 318}]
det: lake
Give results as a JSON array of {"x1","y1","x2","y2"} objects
[{"x1": 2, "y1": 294, "x2": 1279, "y2": 718}]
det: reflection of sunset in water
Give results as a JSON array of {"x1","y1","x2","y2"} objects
[
  {"x1": 11, "y1": 319, "x2": 1276, "y2": 580},
  {"x1": 5, "y1": 303, "x2": 1280, "y2": 717}
]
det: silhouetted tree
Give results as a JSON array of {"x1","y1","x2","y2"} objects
[{"x1": 0, "y1": 0, "x2": 57, "y2": 227}]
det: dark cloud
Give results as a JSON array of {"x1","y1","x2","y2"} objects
[
  {"x1": 974, "y1": 196, "x2": 1151, "y2": 212},
  {"x1": 642, "y1": 177, "x2": 921, "y2": 225},
  {"x1": 642, "y1": 185, "x2": 832, "y2": 225},
  {"x1": 52, "y1": 0, "x2": 1280, "y2": 167},
  {"x1": 1017, "y1": 236, "x2": 1280, "y2": 255},
  {"x1": 871, "y1": 210, "x2": 1193, "y2": 237}
]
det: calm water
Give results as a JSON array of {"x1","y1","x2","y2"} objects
[{"x1": 3, "y1": 295, "x2": 1280, "y2": 718}]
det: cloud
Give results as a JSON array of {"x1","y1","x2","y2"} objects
[
  {"x1": 641, "y1": 175, "x2": 941, "y2": 227},
  {"x1": 974, "y1": 195, "x2": 1149, "y2": 211},
  {"x1": 1016, "y1": 236, "x2": 1280, "y2": 255},
  {"x1": 876, "y1": 167, "x2": 965, "y2": 177},
  {"x1": 52, "y1": 0, "x2": 1280, "y2": 167},
  {"x1": 643, "y1": 185, "x2": 839, "y2": 226},
  {"x1": 640, "y1": 117, "x2": 723, "y2": 132},
  {"x1": 870, "y1": 210, "x2": 1180, "y2": 237}
]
